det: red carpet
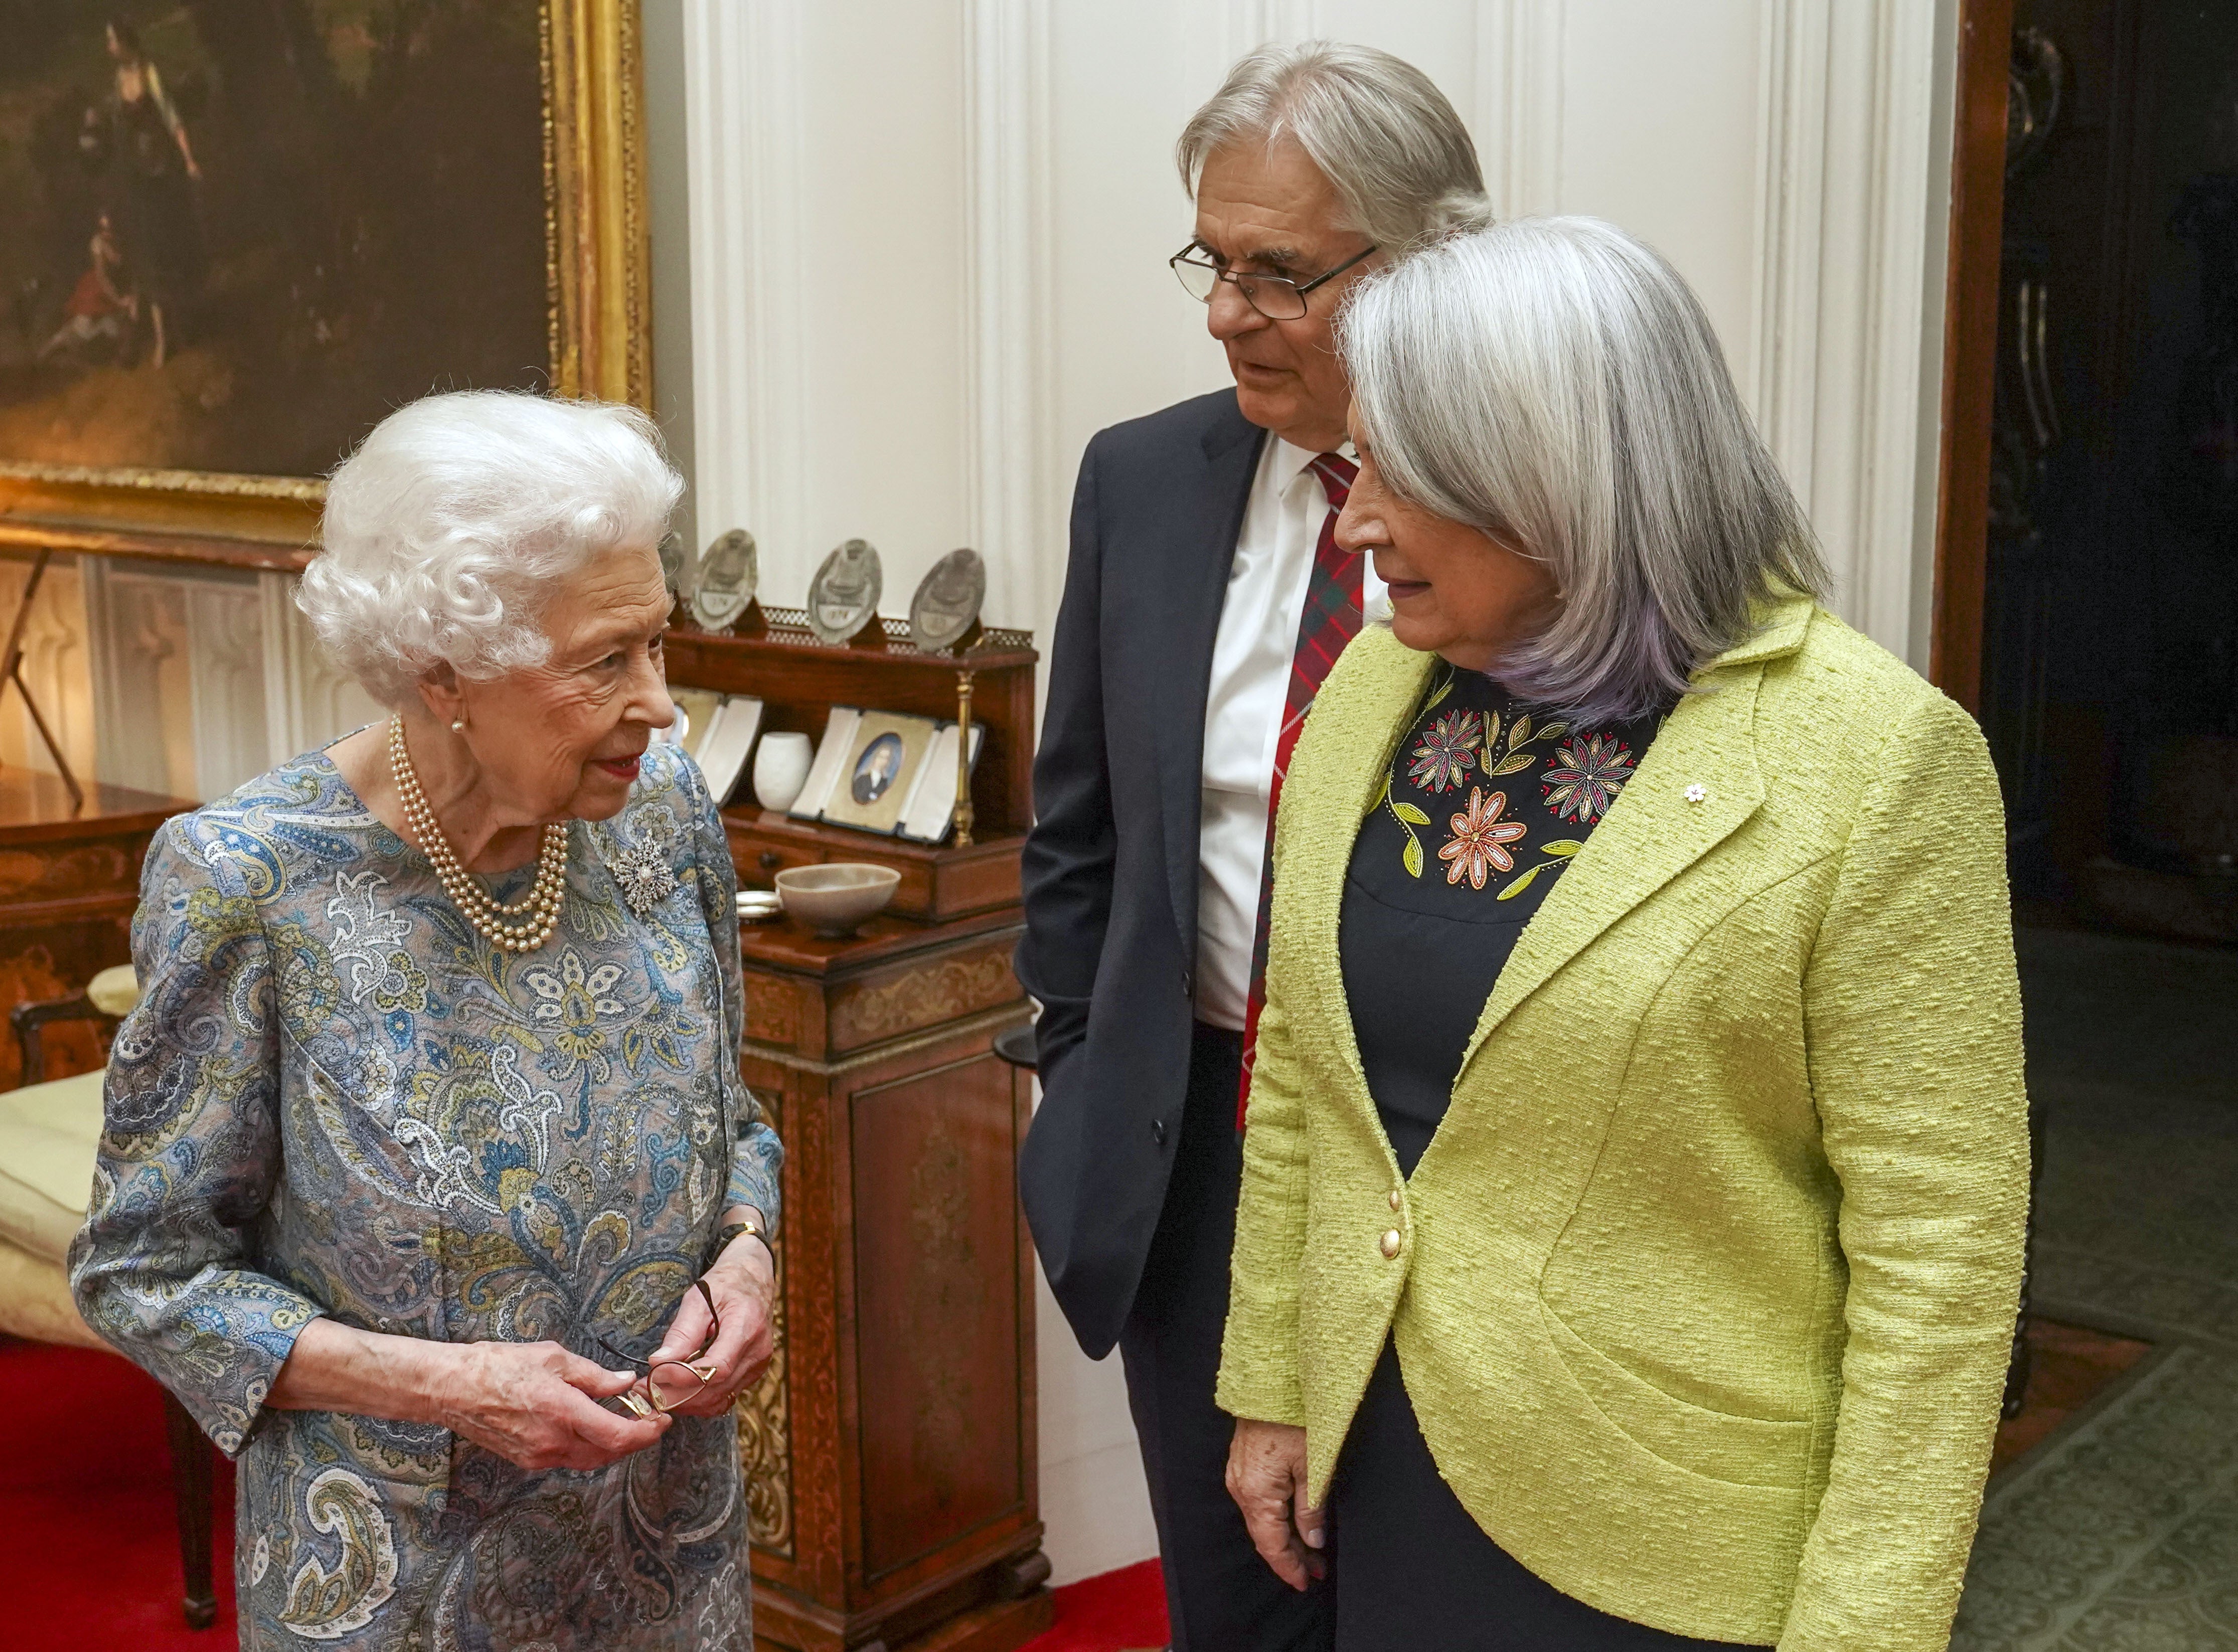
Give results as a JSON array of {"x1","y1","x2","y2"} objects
[
  {"x1": 0, "y1": 1337, "x2": 237, "y2": 1649},
  {"x1": 1021, "y1": 1558, "x2": 1169, "y2": 1651},
  {"x1": 1, "y1": 1336, "x2": 1166, "y2": 1652}
]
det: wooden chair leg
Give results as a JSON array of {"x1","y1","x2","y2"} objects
[{"x1": 161, "y1": 1390, "x2": 219, "y2": 1629}]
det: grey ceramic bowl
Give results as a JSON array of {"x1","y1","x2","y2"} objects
[{"x1": 774, "y1": 864, "x2": 901, "y2": 939}]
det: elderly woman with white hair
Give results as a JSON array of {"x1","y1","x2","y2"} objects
[
  {"x1": 1218, "y1": 219, "x2": 2029, "y2": 1650},
  {"x1": 70, "y1": 391, "x2": 781, "y2": 1651}
]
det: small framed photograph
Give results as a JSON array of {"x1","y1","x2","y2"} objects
[{"x1": 819, "y1": 711, "x2": 939, "y2": 835}]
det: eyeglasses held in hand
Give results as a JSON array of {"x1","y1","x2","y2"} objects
[
  {"x1": 1169, "y1": 241, "x2": 1379, "y2": 321},
  {"x1": 593, "y1": 1279, "x2": 723, "y2": 1417}
]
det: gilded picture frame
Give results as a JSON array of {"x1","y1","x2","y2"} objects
[{"x1": 0, "y1": 0, "x2": 652, "y2": 563}]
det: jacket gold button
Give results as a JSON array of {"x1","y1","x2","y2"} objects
[
  {"x1": 1387, "y1": 1189, "x2": 1402, "y2": 1211},
  {"x1": 1379, "y1": 1229, "x2": 1402, "y2": 1259}
]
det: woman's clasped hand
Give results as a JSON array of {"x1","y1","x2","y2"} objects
[
  {"x1": 634, "y1": 1230, "x2": 779, "y2": 1419},
  {"x1": 436, "y1": 1339, "x2": 672, "y2": 1472},
  {"x1": 438, "y1": 1228, "x2": 777, "y2": 1465}
]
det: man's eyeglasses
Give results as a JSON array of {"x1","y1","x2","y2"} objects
[
  {"x1": 592, "y1": 1279, "x2": 723, "y2": 1417},
  {"x1": 1170, "y1": 241, "x2": 1379, "y2": 320}
]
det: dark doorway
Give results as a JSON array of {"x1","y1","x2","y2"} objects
[{"x1": 1981, "y1": 1, "x2": 2238, "y2": 939}]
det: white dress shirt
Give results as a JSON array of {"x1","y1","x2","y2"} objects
[{"x1": 1194, "y1": 436, "x2": 1386, "y2": 1030}]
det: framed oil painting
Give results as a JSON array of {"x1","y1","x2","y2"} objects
[{"x1": 0, "y1": 0, "x2": 649, "y2": 557}]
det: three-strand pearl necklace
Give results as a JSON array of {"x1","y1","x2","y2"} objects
[{"x1": 388, "y1": 717, "x2": 567, "y2": 953}]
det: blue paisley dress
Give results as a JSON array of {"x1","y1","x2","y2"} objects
[{"x1": 68, "y1": 741, "x2": 784, "y2": 1651}]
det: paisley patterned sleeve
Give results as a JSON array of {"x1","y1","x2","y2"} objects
[
  {"x1": 676, "y1": 749, "x2": 784, "y2": 1233},
  {"x1": 67, "y1": 816, "x2": 325, "y2": 1458}
]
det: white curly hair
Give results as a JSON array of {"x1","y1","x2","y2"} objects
[{"x1": 300, "y1": 390, "x2": 682, "y2": 707}]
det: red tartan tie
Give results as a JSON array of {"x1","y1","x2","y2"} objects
[{"x1": 1237, "y1": 451, "x2": 1361, "y2": 1124}]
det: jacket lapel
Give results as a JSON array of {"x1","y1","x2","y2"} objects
[
  {"x1": 1274, "y1": 628, "x2": 1437, "y2": 1108},
  {"x1": 1156, "y1": 403, "x2": 1269, "y2": 958},
  {"x1": 1456, "y1": 597, "x2": 1815, "y2": 1068}
]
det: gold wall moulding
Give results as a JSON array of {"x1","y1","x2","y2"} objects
[{"x1": 0, "y1": 0, "x2": 651, "y2": 557}]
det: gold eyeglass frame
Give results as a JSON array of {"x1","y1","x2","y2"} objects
[{"x1": 598, "y1": 1279, "x2": 724, "y2": 1418}]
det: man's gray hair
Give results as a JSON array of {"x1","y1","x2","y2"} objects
[
  {"x1": 301, "y1": 390, "x2": 682, "y2": 706},
  {"x1": 1178, "y1": 41, "x2": 1491, "y2": 252},
  {"x1": 1342, "y1": 217, "x2": 1831, "y2": 723}
]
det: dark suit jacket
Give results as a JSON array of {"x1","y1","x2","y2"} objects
[{"x1": 1017, "y1": 387, "x2": 1269, "y2": 1359}]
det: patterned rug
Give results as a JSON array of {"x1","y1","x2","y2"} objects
[
  {"x1": 1952, "y1": 928, "x2": 2238, "y2": 1649},
  {"x1": 1955, "y1": 1345, "x2": 2238, "y2": 1648}
]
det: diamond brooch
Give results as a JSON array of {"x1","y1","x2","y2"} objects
[{"x1": 608, "y1": 833, "x2": 680, "y2": 916}]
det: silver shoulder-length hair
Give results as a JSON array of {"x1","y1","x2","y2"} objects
[
  {"x1": 1342, "y1": 217, "x2": 1830, "y2": 723},
  {"x1": 301, "y1": 390, "x2": 682, "y2": 706},
  {"x1": 1177, "y1": 41, "x2": 1491, "y2": 252}
]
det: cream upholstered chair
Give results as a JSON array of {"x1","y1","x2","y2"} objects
[{"x1": 0, "y1": 965, "x2": 220, "y2": 1629}]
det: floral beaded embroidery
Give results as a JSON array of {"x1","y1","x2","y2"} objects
[
  {"x1": 1540, "y1": 733, "x2": 1638, "y2": 824},
  {"x1": 1437, "y1": 787, "x2": 1530, "y2": 889},
  {"x1": 1407, "y1": 707, "x2": 1484, "y2": 793}
]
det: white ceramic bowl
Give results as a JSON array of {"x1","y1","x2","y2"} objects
[{"x1": 773, "y1": 863, "x2": 900, "y2": 939}]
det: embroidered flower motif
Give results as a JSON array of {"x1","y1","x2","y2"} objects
[
  {"x1": 523, "y1": 949, "x2": 627, "y2": 1079},
  {"x1": 1437, "y1": 787, "x2": 1529, "y2": 889},
  {"x1": 1541, "y1": 733, "x2": 1637, "y2": 823},
  {"x1": 1407, "y1": 708, "x2": 1484, "y2": 793},
  {"x1": 370, "y1": 950, "x2": 428, "y2": 1015}
]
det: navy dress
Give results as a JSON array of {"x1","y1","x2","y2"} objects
[{"x1": 1330, "y1": 664, "x2": 1766, "y2": 1650}]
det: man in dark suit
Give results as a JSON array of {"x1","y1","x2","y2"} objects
[{"x1": 1016, "y1": 42, "x2": 1489, "y2": 1650}]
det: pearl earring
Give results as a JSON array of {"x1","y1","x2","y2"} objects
[{"x1": 450, "y1": 719, "x2": 466, "y2": 733}]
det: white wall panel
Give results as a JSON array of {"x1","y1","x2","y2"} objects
[
  {"x1": 1558, "y1": 2, "x2": 1769, "y2": 390},
  {"x1": 83, "y1": 559, "x2": 197, "y2": 799},
  {"x1": 183, "y1": 576, "x2": 271, "y2": 802}
]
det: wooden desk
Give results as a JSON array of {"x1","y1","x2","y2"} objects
[
  {"x1": 736, "y1": 908, "x2": 1048, "y2": 1652},
  {"x1": 0, "y1": 774, "x2": 187, "y2": 1089}
]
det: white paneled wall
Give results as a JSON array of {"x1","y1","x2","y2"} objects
[
  {"x1": 665, "y1": 0, "x2": 1961, "y2": 1584},
  {"x1": 77, "y1": 559, "x2": 382, "y2": 801}
]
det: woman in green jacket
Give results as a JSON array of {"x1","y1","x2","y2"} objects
[{"x1": 1218, "y1": 217, "x2": 2027, "y2": 1651}]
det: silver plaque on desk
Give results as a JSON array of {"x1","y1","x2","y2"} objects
[
  {"x1": 689, "y1": 529, "x2": 758, "y2": 632},
  {"x1": 908, "y1": 548, "x2": 986, "y2": 653},
  {"x1": 806, "y1": 538, "x2": 882, "y2": 645}
]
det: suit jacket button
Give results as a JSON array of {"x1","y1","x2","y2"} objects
[
  {"x1": 1379, "y1": 1229, "x2": 1402, "y2": 1259},
  {"x1": 1181, "y1": 970, "x2": 1194, "y2": 999},
  {"x1": 1152, "y1": 1118, "x2": 1168, "y2": 1146}
]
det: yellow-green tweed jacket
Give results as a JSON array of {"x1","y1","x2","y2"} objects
[{"x1": 1216, "y1": 598, "x2": 2028, "y2": 1650}]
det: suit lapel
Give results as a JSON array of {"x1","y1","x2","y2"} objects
[{"x1": 1156, "y1": 404, "x2": 1268, "y2": 958}]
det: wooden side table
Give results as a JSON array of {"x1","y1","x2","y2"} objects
[
  {"x1": 736, "y1": 906, "x2": 1050, "y2": 1652},
  {"x1": 0, "y1": 773, "x2": 187, "y2": 1089}
]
